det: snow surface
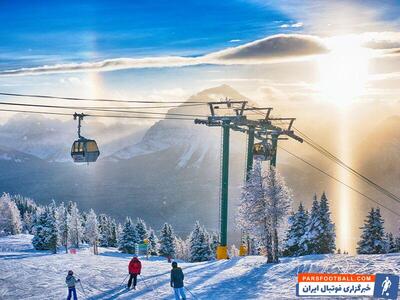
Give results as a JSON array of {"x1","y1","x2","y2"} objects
[{"x1": 1, "y1": 235, "x2": 400, "y2": 299}]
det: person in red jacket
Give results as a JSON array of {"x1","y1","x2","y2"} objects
[{"x1": 128, "y1": 256, "x2": 142, "y2": 290}]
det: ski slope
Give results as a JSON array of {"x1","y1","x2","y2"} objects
[{"x1": 1, "y1": 235, "x2": 400, "y2": 299}]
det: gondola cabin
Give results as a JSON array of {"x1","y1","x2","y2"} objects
[
  {"x1": 71, "y1": 138, "x2": 100, "y2": 163},
  {"x1": 253, "y1": 142, "x2": 272, "y2": 161}
]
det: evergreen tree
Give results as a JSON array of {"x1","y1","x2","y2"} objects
[
  {"x1": 11, "y1": 195, "x2": 37, "y2": 233},
  {"x1": 0, "y1": 193, "x2": 22, "y2": 235},
  {"x1": 189, "y1": 221, "x2": 212, "y2": 262},
  {"x1": 98, "y1": 214, "x2": 110, "y2": 247},
  {"x1": 301, "y1": 195, "x2": 321, "y2": 254},
  {"x1": 159, "y1": 223, "x2": 176, "y2": 258},
  {"x1": 148, "y1": 228, "x2": 159, "y2": 255},
  {"x1": 317, "y1": 193, "x2": 336, "y2": 254},
  {"x1": 209, "y1": 232, "x2": 219, "y2": 258},
  {"x1": 32, "y1": 206, "x2": 58, "y2": 253},
  {"x1": 357, "y1": 207, "x2": 387, "y2": 254},
  {"x1": 230, "y1": 245, "x2": 239, "y2": 258},
  {"x1": 395, "y1": 236, "x2": 400, "y2": 252},
  {"x1": 136, "y1": 218, "x2": 148, "y2": 243},
  {"x1": 284, "y1": 202, "x2": 309, "y2": 256},
  {"x1": 118, "y1": 217, "x2": 138, "y2": 254},
  {"x1": 68, "y1": 202, "x2": 83, "y2": 248},
  {"x1": 108, "y1": 219, "x2": 118, "y2": 247},
  {"x1": 84, "y1": 209, "x2": 99, "y2": 254},
  {"x1": 385, "y1": 232, "x2": 397, "y2": 253}
]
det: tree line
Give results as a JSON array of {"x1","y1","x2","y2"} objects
[{"x1": 0, "y1": 193, "x2": 219, "y2": 262}]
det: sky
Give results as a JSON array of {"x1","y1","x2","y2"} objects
[{"x1": 0, "y1": 0, "x2": 400, "y2": 252}]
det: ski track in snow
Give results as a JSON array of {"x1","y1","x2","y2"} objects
[{"x1": 1, "y1": 235, "x2": 400, "y2": 299}]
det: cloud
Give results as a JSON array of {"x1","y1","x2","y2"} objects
[
  {"x1": 210, "y1": 34, "x2": 328, "y2": 62},
  {"x1": 280, "y1": 22, "x2": 304, "y2": 28},
  {"x1": 0, "y1": 34, "x2": 328, "y2": 76},
  {"x1": 362, "y1": 32, "x2": 400, "y2": 50}
]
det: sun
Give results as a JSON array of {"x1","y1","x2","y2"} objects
[{"x1": 317, "y1": 35, "x2": 370, "y2": 105}]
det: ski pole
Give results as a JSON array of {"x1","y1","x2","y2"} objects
[
  {"x1": 79, "y1": 280, "x2": 88, "y2": 299},
  {"x1": 139, "y1": 274, "x2": 158, "y2": 297},
  {"x1": 185, "y1": 286, "x2": 199, "y2": 299},
  {"x1": 120, "y1": 274, "x2": 129, "y2": 286}
]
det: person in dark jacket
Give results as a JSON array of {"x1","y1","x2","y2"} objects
[
  {"x1": 128, "y1": 256, "x2": 142, "y2": 289},
  {"x1": 65, "y1": 270, "x2": 80, "y2": 300},
  {"x1": 170, "y1": 261, "x2": 186, "y2": 300}
]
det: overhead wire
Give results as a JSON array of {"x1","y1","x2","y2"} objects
[
  {"x1": 0, "y1": 100, "x2": 207, "y2": 118},
  {"x1": 279, "y1": 146, "x2": 400, "y2": 217},
  {"x1": 0, "y1": 91, "x2": 205, "y2": 104}
]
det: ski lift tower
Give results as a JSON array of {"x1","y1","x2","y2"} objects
[{"x1": 194, "y1": 99, "x2": 248, "y2": 259}]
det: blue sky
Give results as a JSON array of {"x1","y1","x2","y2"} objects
[{"x1": 0, "y1": 0, "x2": 301, "y2": 70}]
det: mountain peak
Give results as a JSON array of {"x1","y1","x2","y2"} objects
[{"x1": 188, "y1": 84, "x2": 248, "y2": 102}]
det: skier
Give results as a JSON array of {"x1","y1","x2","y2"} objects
[
  {"x1": 65, "y1": 270, "x2": 80, "y2": 300},
  {"x1": 170, "y1": 261, "x2": 186, "y2": 300},
  {"x1": 127, "y1": 255, "x2": 142, "y2": 290}
]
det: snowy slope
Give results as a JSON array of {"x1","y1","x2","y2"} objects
[{"x1": 1, "y1": 235, "x2": 400, "y2": 300}]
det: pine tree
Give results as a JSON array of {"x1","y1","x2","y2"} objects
[
  {"x1": 209, "y1": 232, "x2": 219, "y2": 258},
  {"x1": 284, "y1": 202, "x2": 309, "y2": 256},
  {"x1": 108, "y1": 219, "x2": 118, "y2": 247},
  {"x1": 357, "y1": 207, "x2": 387, "y2": 254},
  {"x1": 316, "y1": 193, "x2": 336, "y2": 254},
  {"x1": 32, "y1": 205, "x2": 58, "y2": 253},
  {"x1": 136, "y1": 218, "x2": 148, "y2": 243},
  {"x1": 159, "y1": 223, "x2": 176, "y2": 258},
  {"x1": 301, "y1": 195, "x2": 321, "y2": 254},
  {"x1": 189, "y1": 221, "x2": 212, "y2": 262},
  {"x1": 0, "y1": 193, "x2": 22, "y2": 235},
  {"x1": 118, "y1": 217, "x2": 138, "y2": 254},
  {"x1": 56, "y1": 202, "x2": 69, "y2": 253},
  {"x1": 98, "y1": 214, "x2": 110, "y2": 247},
  {"x1": 68, "y1": 202, "x2": 83, "y2": 249},
  {"x1": 395, "y1": 236, "x2": 400, "y2": 252},
  {"x1": 148, "y1": 228, "x2": 159, "y2": 255},
  {"x1": 385, "y1": 232, "x2": 397, "y2": 253},
  {"x1": 84, "y1": 209, "x2": 99, "y2": 254}
]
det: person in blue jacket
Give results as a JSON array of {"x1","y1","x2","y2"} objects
[{"x1": 170, "y1": 261, "x2": 186, "y2": 300}]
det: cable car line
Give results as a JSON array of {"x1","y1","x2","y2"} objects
[
  {"x1": 0, "y1": 108, "x2": 195, "y2": 121},
  {"x1": 279, "y1": 146, "x2": 400, "y2": 218},
  {"x1": 240, "y1": 106, "x2": 400, "y2": 206},
  {"x1": 292, "y1": 127, "x2": 400, "y2": 204},
  {"x1": 0, "y1": 91, "x2": 205, "y2": 104},
  {"x1": 0, "y1": 101, "x2": 207, "y2": 118}
]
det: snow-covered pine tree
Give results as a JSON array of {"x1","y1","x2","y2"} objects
[
  {"x1": 158, "y1": 223, "x2": 176, "y2": 258},
  {"x1": 56, "y1": 202, "x2": 69, "y2": 253},
  {"x1": 189, "y1": 221, "x2": 212, "y2": 262},
  {"x1": 148, "y1": 228, "x2": 159, "y2": 255},
  {"x1": 264, "y1": 167, "x2": 292, "y2": 262},
  {"x1": 32, "y1": 205, "x2": 58, "y2": 253},
  {"x1": 136, "y1": 218, "x2": 148, "y2": 243},
  {"x1": 284, "y1": 202, "x2": 309, "y2": 256},
  {"x1": 301, "y1": 195, "x2": 320, "y2": 255},
  {"x1": 98, "y1": 214, "x2": 110, "y2": 247},
  {"x1": 11, "y1": 195, "x2": 37, "y2": 233},
  {"x1": 68, "y1": 202, "x2": 83, "y2": 249},
  {"x1": 0, "y1": 193, "x2": 22, "y2": 235},
  {"x1": 385, "y1": 232, "x2": 397, "y2": 253},
  {"x1": 118, "y1": 217, "x2": 138, "y2": 254},
  {"x1": 238, "y1": 160, "x2": 273, "y2": 262},
  {"x1": 108, "y1": 218, "x2": 118, "y2": 247},
  {"x1": 209, "y1": 232, "x2": 219, "y2": 258},
  {"x1": 316, "y1": 193, "x2": 336, "y2": 254},
  {"x1": 84, "y1": 209, "x2": 99, "y2": 254},
  {"x1": 357, "y1": 207, "x2": 387, "y2": 254},
  {"x1": 395, "y1": 236, "x2": 400, "y2": 253}
]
